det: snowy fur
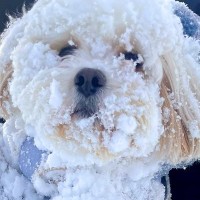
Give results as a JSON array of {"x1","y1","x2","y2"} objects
[{"x1": 0, "y1": 0, "x2": 200, "y2": 199}]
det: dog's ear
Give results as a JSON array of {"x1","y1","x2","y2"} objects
[
  {"x1": 159, "y1": 72, "x2": 190, "y2": 164},
  {"x1": 0, "y1": 15, "x2": 30, "y2": 120},
  {"x1": 0, "y1": 64, "x2": 13, "y2": 119},
  {"x1": 159, "y1": 57, "x2": 200, "y2": 165}
]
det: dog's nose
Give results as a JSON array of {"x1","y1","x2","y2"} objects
[{"x1": 74, "y1": 68, "x2": 106, "y2": 97}]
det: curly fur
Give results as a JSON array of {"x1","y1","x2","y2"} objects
[{"x1": 0, "y1": 0, "x2": 200, "y2": 199}]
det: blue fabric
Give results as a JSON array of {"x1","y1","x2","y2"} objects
[
  {"x1": 19, "y1": 137, "x2": 45, "y2": 180},
  {"x1": 174, "y1": 2, "x2": 200, "y2": 38}
]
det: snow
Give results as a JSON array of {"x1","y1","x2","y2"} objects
[
  {"x1": 49, "y1": 80, "x2": 63, "y2": 110},
  {"x1": 0, "y1": 0, "x2": 200, "y2": 199},
  {"x1": 0, "y1": 126, "x2": 42, "y2": 200}
]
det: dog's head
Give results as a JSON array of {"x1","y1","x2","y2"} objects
[{"x1": 1, "y1": 0, "x2": 200, "y2": 167}]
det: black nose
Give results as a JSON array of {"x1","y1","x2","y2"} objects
[{"x1": 74, "y1": 68, "x2": 106, "y2": 97}]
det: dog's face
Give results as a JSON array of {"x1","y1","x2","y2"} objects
[
  {"x1": 1, "y1": 0, "x2": 200, "y2": 167},
  {"x1": 14, "y1": 30, "x2": 163, "y2": 165}
]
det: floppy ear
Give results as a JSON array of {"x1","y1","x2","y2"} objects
[
  {"x1": 0, "y1": 64, "x2": 13, "y2": 119},
  {"x1": 0, "y1": 16, "x2": 30, "y2": 119},
  {"x1": 159, "y1": 70, "x2": 190, "y2": 164},
  {"x1": 158, "y1": 3, "x2": 200, "y2": 165},
  {"x1": 159, "y1": 54, "x2": 200, "y2": 165}
]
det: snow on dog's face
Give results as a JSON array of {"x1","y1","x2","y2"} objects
[
  {"x1": 1, "y1": 0, "x2": 200, "y2": 167},
  {"x1": 13, "y1": 31, "x2": 163, "y2": 165}
]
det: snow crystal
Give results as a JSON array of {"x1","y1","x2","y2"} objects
[
  {"x1": 188, "y1": 120, "x2": 200, "y2": 138},
  {"x1": 109, "y1": 131, "x2": 130, "y2": 153},
  {"x1": 49, "y1": 79, "x2": 63, "y2": 110}
]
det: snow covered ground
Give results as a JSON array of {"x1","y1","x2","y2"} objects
[{"x1": 0, "y1": 0, "x2": 200, "y2": 199}]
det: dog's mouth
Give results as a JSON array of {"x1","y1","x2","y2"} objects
[
  {"x1": 72, "y1": 107, "x2": 97, "y2": 118},
  {"x1": 72, "y1": 98, "x2": 100, "y2": 118}
]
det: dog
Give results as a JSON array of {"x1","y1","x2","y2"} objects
[{"x1": 0, "y1": 0, "x2": 200, "y2": 199}]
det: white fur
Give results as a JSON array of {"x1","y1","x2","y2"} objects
[{"x1": 0, "y1": 0, "x2": 200, "y2": 199}]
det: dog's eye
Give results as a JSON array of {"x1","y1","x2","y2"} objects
[
  {"x1": 59, "y1": 45, "x2": 77, "y2": 57},
  {"x1": 124, "y1": 52, "x2": 138, "y2": 61},
  {"x1": 123, "y1": 52, "x2": 144, "y2": 70},
  {"x1": 0, "y1": 118, "x2": 5, "y2": 124}
]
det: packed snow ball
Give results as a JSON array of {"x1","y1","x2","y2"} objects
[{"x1": 0, "y1": 0, "x2": 200, "y2": 199}]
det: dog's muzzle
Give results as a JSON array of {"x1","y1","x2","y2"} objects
[{"x1": 73, "y1": 68, "x2": 106, "y2": 117}]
